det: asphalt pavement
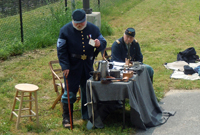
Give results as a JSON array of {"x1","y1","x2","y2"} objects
[{"x1": 136, "y1": 90, "x2": 200, "y2": 135}]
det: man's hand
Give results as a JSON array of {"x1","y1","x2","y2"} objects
[
  {"x1": 94, "y1": 39, "x2": 100, "y2": 48},
  {"x1": 63, "y1": 69, "x2": 70, "y2": 78}
]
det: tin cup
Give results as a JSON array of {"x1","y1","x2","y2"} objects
[{"x1": 92, "y1": 71, "x2": 101, "y2": 81}]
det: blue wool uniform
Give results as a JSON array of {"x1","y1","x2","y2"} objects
[
  {"x1": 57, "y1": 21, "x2": 107, "y2": 119},
  {"x1": 111, "y1": 37, "x2": 154, "y2": 78},
  {"x1": 111, "y1": 37, "x2": 143, "y2": 62}
]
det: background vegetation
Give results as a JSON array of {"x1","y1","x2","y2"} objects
[
  {"x1": 0, "y1": 0, "x2": 113, "y2": 60},
  {"x1": 0, "y1": 0, "x2": 200, "y2": 134}
]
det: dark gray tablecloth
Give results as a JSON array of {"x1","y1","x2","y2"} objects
[{"x1": 86, "y1": 66, "x2": 175, "y2": 130}]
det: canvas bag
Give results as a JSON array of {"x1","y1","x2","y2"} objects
[
  {"x1": 184, "y1": 65, "x2": 195, "y2": 75},
  {"x1": 177, "y1": 47, "x2": 198, "y2": 63}
]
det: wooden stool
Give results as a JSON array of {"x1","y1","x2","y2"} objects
[{"x1": 10, "y1": 83, "x2": 39, "y2": 129}]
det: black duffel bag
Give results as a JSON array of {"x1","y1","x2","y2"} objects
[
  {"x1": 184, "y1": 65, "x2": 195, "y2": 75},
  {"x1": 177, "y1": 47, "x2": 199, "y2": 63}
]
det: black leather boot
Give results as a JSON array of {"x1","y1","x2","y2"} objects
[{"x1": 62, "y1": 103, "x2": 73, "y2": 128}]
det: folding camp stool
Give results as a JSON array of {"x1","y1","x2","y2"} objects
[{"x1": 10, "y1": 83, "x2": 39, "y2": 129}]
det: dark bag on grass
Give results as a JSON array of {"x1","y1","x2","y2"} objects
[
  {"x1": 184, "y1": 65, "x2": 195, "y2": 75},
  {"x1": 177, "y1": 47, "x2": 198, "y2": 63}
]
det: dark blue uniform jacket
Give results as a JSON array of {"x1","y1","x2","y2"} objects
[
  {"x1": 57, "y1": 22, "x2": 107, "y2": 92},
  {"x1": 111, "y1": 37, "x2": 143, "y2": 62}
]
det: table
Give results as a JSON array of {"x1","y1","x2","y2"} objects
[{"x1": 86, "y1": 66, "x2": 174, "y2": 130}]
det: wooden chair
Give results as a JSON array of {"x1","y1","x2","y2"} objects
[
  {"x1": 101, "y1": 47, "x2": 112, "y2": 61},
  {"x1": 49, "y1": 60, "x2": 81, "y2": 112},
  {"x1": 94, "y1": 47, "x2": 112, "y2": 71}
]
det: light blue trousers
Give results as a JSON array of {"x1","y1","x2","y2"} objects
[{"x1": 143, "y1": 64, "x2": 154, "y2": 78}]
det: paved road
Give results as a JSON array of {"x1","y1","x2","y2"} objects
[{"x1": 136, "y1": 90, "x2": 200, "y2": 135}]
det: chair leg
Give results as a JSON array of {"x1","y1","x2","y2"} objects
[
  {"x1": 10, "y1": 90, "x2": 18, "y2": 120},
  {"x1": 122, "y1": 100, "x2": 125, "y2": 129},
  {"x1": 52, "y1": 91, "x2": 63, "y2": 110},
  {"x1": 76, "y1": 87, "x2": 81, "y2": 103},
  {"x1": 16, "y1": 91, "x2": 24, "y2": 129},
  {"x1": 29, "y1": 92, "x2": 32, "y2": 121},
  {"x1": 52, "y1": 93, "x2": 62, "y2": 109},
  {"x1": 34, "y1": 91, "x2": 39, "y2": 127},
  {"x1": 57, "y1": 91, "x2": 63, "y2": 112}
]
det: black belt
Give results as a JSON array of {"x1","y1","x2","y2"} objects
[{"x1": 71, "y1": 54, "x2": 93, "y2": 60}]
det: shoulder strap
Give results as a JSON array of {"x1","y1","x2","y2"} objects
[
  {"x1": 135, "y1": 39, "x2": 138, "y2": 43},
  {"x1": 116, "y1": 39, "x2": 120, "y2": 44}
]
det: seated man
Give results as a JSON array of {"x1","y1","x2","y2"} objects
[{"x1": 111, "y1": 27, "x2": 154, "y2": 82}]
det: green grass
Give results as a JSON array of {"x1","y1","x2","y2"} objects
[
  {"x1": 0, "y1": 0, "x2": 113, "y2": 60},
  {"x1": 1, "y1": 0, "x2": 200, "y2": 134},
  {"x1": 0, "y1": 1, "x2": 65, "y2": 60}
]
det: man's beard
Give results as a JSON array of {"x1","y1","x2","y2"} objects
[{"x1": 73, "y1": 21, "x2": 87, "y2": 31}]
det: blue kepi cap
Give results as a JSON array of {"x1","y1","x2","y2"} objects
[
  {"x1": 72, "y1": 9, "x2": 86, "y2": 23},
  {"x1": 125, "y1": 28, "x2": 135, "y2": 37}
]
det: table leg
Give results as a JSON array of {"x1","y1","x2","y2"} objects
[{"x1": 123, "y1": 100, "x2": 125, "y2": 129}]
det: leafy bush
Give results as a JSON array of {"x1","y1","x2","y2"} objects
[{"x1": 101, "y1": 20, "x2": 113, "y2": 36}]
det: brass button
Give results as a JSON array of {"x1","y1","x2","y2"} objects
[
  {"x1": 83, "y1": 50, "x2": 85, "y2": 52},
  {"x1": 82, "y1": 38, "x2": 84, "y2": 40},
  {"x1": 83, "y1": 46, "x2": 85, "y2": 48},
  {"x1": 81, "y1": 31, "x2": 83, "y2": 33},
  {"x1": 82, "y1": 42, "x2": 84, "y2": 44},
  {"x1": 82, "y1": 35, "x2": 83, "y2": 37}
]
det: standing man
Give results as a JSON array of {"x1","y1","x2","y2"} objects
[
  {"x1": 57, "y1": 9, "x2": 107, "y2": 128},
  {"x1": 111, "y1": 27, "x2": 154, "y2": 82}
]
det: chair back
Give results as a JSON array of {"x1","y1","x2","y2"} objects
[
  {"x1": 49, "y1": 60, "x2": 81, "y2": 111},
  {"x1": 49, "y1": 60, "x2": 64, "y2": 93},
  {"x1": 102, "y1": 47, "x2": 112, "y2": 61},
  {"x1": 94, "y1": 47, "x2": 112, "y2": 71}
]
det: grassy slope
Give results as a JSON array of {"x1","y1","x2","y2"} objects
[
  {"x1": 0, "y1": 0, "x2": 200, "y2": 134},
  {"x1": 104, "y1": 0, "x2": 200, "y2": 96}
]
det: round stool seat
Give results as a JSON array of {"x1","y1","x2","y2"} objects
[
  {"x1": 11, "y1": 83, "x2": 39, "y2": 129},
  {"x1": 15, "y1": 83, "x2": 39, "y2": 92}
]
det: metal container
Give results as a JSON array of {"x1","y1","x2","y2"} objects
[
  {"x1": 109, "y1": 69, "x2": 120, "y2": 78},
  {"x1": 92, "y1": 71, "x2": 101, "y2": 81},
  {"x1": 97, "y1": 60, "x2": 109, "y2": 78},
  {"x1": 123, "y1": 71, "x2": 133, "y2": 78}
]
